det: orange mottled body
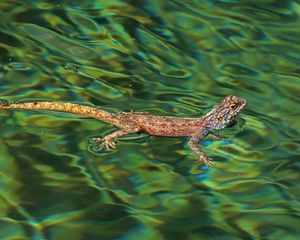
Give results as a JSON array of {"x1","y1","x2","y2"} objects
[
  {"x1": 0, "y1": 95, "x2": 246, "y2": 166},
  {"x1": 129, "y1": 115, "x2": 205, "y2": 137}
]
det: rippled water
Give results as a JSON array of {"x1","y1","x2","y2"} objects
[{"x1": 0, "y1": 1, "x2": 299, "y2": 239}]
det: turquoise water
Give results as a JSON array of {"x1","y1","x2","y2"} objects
[{"x1": 0, "y1": 1, "x2": 299, "y2": 239}]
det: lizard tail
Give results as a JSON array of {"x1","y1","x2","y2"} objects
[{"x1": 0, "y1": 101, "x2": 119, "y2": 125}]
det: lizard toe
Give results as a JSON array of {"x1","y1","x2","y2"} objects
[{"x1": 204, "y1": 158, "x2": 215, "y2": 166}]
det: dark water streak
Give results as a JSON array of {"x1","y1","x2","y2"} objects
[{"x1": 0, "y1": 0, "x2": 299, "y2": 239}]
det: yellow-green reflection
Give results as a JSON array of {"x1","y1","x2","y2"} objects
[{"x1": 0, "y1": 0, "x2": 299, "y2": 239}]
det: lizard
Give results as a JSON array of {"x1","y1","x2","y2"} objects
[{"x1": 0, "y1": 95, "x2": 246, "y2": 166}]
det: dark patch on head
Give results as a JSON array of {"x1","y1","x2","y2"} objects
[{"x1": 227, "y1": 119, "x2": 237, "y2": 128}]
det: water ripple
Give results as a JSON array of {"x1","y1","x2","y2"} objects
[{"x1": 0, "y1": 0, "x2": 299, "y2": 239}]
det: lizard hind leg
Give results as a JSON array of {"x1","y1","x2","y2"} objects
[{"x1": 92, "y1": 126, "x2": 142, "y2": 152}]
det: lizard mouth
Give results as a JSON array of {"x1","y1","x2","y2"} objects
[
  {"x1": 237, "y1": 98, "x2": 247, "y2": 112},
  {"x1": 240, "y1": 98, "x2": 247, "y2": 108}
]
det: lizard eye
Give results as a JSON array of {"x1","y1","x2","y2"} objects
[
  {"x1": 218, "y1": 116, "x2": 224, "y2": 122},
  {"x1": 230, "y1": 104, "x2": 237, "y2": 109}
]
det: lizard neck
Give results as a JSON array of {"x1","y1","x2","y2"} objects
[{"x1": 193, "y1": 116, "x2": 211, "y2": 134}]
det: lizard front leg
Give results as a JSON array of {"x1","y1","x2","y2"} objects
[
  {"x1": 188, "y1": 137, "x2": 214, "y2": 166},
  {"x1": 93, "y1": 126, "x2": 142, "y2": 151}
]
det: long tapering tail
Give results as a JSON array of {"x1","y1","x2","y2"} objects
[{"x1": 0, "y1": 101, "x2": 119, "y2": 125}]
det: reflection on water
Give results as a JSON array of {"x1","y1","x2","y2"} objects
[{"x1": 0, "y1": 0, "x2": 299, "y2": 239}]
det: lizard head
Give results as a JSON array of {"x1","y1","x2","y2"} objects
[{"x1": 205, "y1": 95, "x2": 247, "y2": 130}]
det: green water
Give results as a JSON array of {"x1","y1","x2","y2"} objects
[{"x1": 0, "y1": 0, "x2": 299, "y2": 239}]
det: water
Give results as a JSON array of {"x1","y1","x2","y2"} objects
[{"x1": 0, "y1": 1, "x2": 299, "y2": 239}]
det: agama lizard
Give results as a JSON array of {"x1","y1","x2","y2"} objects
[{"x1": 0, "y1": 95, "x2": 246, "y2": 166}]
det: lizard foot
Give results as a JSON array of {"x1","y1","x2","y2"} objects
[
  {"x1": 196, "y1": 157, "x2": 215, "y2": 167},
  {"x1": 97, "y1": 137, "x2": 117, "y2": 151}
]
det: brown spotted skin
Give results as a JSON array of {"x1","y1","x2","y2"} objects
[
  {"x1": 0, "y1": 95, "x2": 246, "y2": 166},
  {"x1": 130, "y1": 116, "x2": 204, "y2": 137}
]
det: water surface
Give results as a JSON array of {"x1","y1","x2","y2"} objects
[{"x1": 0, "y1": 1, "x2": 299, "y2": 239}]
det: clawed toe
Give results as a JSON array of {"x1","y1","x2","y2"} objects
[
  {"x1": 90, "y1": 137, "x2": 102, "y2": 143},
  {"x1": 94, "y1": 137, "x2": 117, "y2": 151},
  {"x1": 101, "y1": 141, "x2": 116, "y2": 151},
  {"x1": 196, "y1": 157, "x2": 215, "y2": 167},
  {"x1": 204, "y1": 158, "x2": 215, "y2": 167}
]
